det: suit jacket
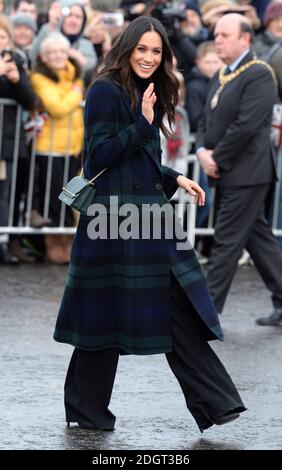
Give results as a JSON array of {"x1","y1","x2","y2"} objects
[
  {"x1": 54, "y1": 78, "x2": 223, "y2": 355},
  {"x1": 196, "y1": 51, "x2": 278, "y2": 187}
]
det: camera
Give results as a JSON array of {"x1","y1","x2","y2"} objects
[
  {"x1": 1, "y1": 48, "x2": 15, "y2": 62},
  {"x1": 102, "y1": 12, "x2": 124, "y2": 28},
  {"x1": 150, "y1": 1, "x2": 186, "y2": 38}
]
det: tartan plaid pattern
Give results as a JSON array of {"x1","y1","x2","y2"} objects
[{"x1": 54, "y1": 79, "x2": 223, "y2": 354}]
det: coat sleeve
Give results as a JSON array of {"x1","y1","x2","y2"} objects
[
  {"x1": 269, "y1": 49, "x2": 282, "y2": 100},
  {"x1": 10, "y1": 67, "x2": 37, "y2": 110},
  {"x1": 212, "y1": 66, "x2": 277, "y2": 171},
  {"x1": 84, "y1": 80, "x2": 159, "y2": 173},
  {"x1": 161, "y1": 165, "x2": 181, "y2": 200},
  {"x1": 185, "y1": 79, "x2": 207, "y2": 133},
  {"x1": 195, "y1": 75, "x2": 216, "y2": 151}
]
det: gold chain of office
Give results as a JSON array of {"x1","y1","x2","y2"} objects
[{"x1": 210, "y1": 59, "x2": 277, "y2": 110}]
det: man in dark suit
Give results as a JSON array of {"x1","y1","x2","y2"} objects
[{"x1": 196, "y1": 13, "x2": 282, "y2": 326}]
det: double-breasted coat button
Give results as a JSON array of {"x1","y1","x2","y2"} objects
[
  {"x1": 134, "y1": 180, "x2": 141, "y2": 189},
  {"x1": 155, "y1": 183, "x2": 162, "y2": 190}
]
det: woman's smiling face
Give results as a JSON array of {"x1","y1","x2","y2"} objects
[{"x1": 129, "y1": 31, "x2": 163, "y2": 79}]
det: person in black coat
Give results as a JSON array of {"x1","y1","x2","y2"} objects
[
  {"x1": 185, "y1": 41, "x2": 222, "y2": 133},
  {"x1": 196, "y1": 13, "x2": 282, "y2": 326},
  {"x1": 55, "y1": 15, "x2": 246, "y2": 433},
  {"x1": 0, "y1": 14, "x2": 37, "y2": 263}
]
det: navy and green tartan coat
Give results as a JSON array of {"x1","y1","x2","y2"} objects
[{"x1": 54, "y1": 78, "x2": 223, "y2": 354}]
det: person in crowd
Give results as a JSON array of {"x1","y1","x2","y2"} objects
[
  {"x1": 160, "y1": 56, "x2": 188, "y2": 178},
  {"x1": 0, "y1": 14, "x2": 37, "y2": 263},
  {"x1": 54, "y1": 15, "x2": 246, "y2": 432},
  {"x1": 36, "y1": 1, "x2": 63, "y2": 36},
  {"x1": 31, "y1": 0, "x2": 97, "y2": 83},
  {"x1": 196, "y1": 13, "x2": 282, "y2": 326},
  {"x1": 84, "y1": 11, "x2": 112, "y2": 69},
  {"x1": 179, "y1": 0, "x2": 209, "y2": 46},
  {"x1": 253, "y1": 1, "x2": 282, "y2": 95},
  {"x1": 12, "y1": 0, "x2": 38, "y2": 24},
  {"x1": 0, "y1": 0, "x2": 5, "y2": 15},
  {"x1": 200, "y1": 0, "x2": 234, "y2": 34},
  {"x1": 201, "y1": 0, "x2": 260, "y2": 34},
  {"x1": 11, "y1": 13, "x2": 37, "y2": 69},
  {"x1": 186, "y1": 41, "x2": 222, "y2": 133},
  {"x1": 186, "y1": 41, "x2": 222, "y2": 259},
  {"x1": 78, "y1": 0, "x2": 94, "y2": 19},
  {"x1": 247, "y1": 0, "x2": 270, "y2": 23},
  {"x1": 253, "y1": 2, "x2": 282, "y2": 252},
  {"x1": 30, "y1": 1, "x2": 65, "y2": 63},
  {"x1": 120, "y1": 0, "x2": 149, "y2": 21},
  {"x1": 59, "y1": 0, "x2": 97, "y2": 80},
  {"x1": 31, "y1": 31, "x2": 84, "y2": 264}
]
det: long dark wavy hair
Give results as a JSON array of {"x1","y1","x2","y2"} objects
[{"x1": 95, "y1": 16, "x2": 179, "y2": 138}]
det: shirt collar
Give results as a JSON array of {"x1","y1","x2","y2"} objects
[{"x1": 228, "y1": 49, "x2": 250, "y2": 72}]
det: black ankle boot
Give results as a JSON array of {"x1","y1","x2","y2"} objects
[
  {"x1": 0, "y1": 243, "x2": 20, "y2": 264},
  {"x1": 256, "y1": 309, "x2": 282, "y2": 326}
]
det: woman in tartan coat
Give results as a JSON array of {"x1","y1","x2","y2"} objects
[{"x1": 54, "y1": 16, "x2": 246, "y2": 432}]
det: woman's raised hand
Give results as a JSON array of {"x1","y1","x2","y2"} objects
[{"x1": 142, "y1": 83, "x2": 157, "y2": 124}]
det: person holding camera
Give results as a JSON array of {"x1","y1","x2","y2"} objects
[
  {"x1": 31, "y1": 1, "x2": 97, "y2": 83},
  {"x1": 0, "y1": 14, "x2": 37, "y2": 264}
]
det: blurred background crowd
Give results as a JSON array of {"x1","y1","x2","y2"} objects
[{"x1": 0, "y1": 0, "x2": 281, "y2": 265}]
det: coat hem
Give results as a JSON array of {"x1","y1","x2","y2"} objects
[{"x1": 53, "y1": 335, "x2": 172, "y2": 356}]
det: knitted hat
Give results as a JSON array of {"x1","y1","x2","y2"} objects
[
  {"x1": 264, "y1": 2, "x2": 282, "y2": 26},
  {"x1": 184, "y1": 1, "x2": 201, "y2": 17},
  {"x1": 11, "y1": 13, "x2": 37, "y2": 33}
]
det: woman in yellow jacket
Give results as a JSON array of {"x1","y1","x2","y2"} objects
[{"x1": 31, "y1": 31, "x2": 84, "y2": 264}]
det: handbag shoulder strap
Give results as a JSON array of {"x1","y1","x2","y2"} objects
[
  {"x1": 89, "y1": 167, "x2": 108, "y2": 183},
  {"x1": 80, "y1": 167, "x2": 108, "y2": 183}
]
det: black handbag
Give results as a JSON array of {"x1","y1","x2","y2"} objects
[{"x1": 58, "y1": 168, "x2": 107, "y2": 216}]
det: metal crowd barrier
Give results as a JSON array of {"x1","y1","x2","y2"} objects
[
  {"x1": 180, "y1": 151, "x2": 282, "y2": 246},
  {"x1": 0, "y1": 99, "x2": 22, "y2": 229},
  {"x1": 0, "y1": 99, "x2": 78, "y2": 234},
  {"x1": 0, "y1": 99, "x2": 282, "y2": 247}
]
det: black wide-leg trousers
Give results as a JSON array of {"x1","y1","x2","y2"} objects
[
  {"x1": 65, "y1": 347, "x2": 119, "y2": 430},
  {"x1": 64, "y1": 274, "x2": 246, "y2": 431},
  {"x1": 207, "y1": 184, "x2": 282, "y2": 313}
]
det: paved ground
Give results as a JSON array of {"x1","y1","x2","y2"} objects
[{"x1": 0, "y1": 263, "x2": 282, "y2": 450}]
